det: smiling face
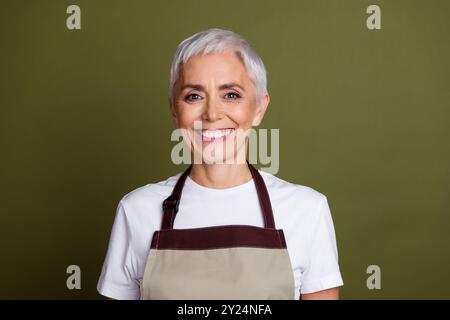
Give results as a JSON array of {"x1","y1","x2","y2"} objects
[{"x1": 171, "y1": 51, "x2": 269, "y2": 164}]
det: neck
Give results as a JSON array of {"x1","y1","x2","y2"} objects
[{"x1": 188, "y1": 163, "x2": 253, "y2": 189}]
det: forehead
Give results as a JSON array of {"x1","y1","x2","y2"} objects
[{"x1": 178, "y1": 51, "x2": 252, "y2": 85}]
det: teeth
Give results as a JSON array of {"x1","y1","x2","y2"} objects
[{"x1": 201, "y1": 129, "x2": 233, "y2": 139}]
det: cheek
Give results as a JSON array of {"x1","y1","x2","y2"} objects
[
  {"x1": 228, "y1": 104, "x2": 256, "y2": 128},
  {"x1": 175, "y1": 105, "x2": 200, "y2": 128},
  {"x1": 177, "y1": 114, "x2": 192, "y2": 128}
]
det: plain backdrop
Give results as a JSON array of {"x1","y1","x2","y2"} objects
[{"x1": 0, "y1": 0, "x2": 449, "y2": 299}]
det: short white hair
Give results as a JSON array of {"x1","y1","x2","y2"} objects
[{"x1": 168, "y1": 28, "x2": 268, "y2": 105}]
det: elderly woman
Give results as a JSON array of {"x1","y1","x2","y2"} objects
[{"x1": 97, "y1": 28, "x2": 343, "y2": 300}]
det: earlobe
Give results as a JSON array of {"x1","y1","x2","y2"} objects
[
  {"x1": 251, "y1": 94, "x2": 270, "y2": 127},
  {"x1": 170, "y1": 104, "x2": 179, "y2": 127}
]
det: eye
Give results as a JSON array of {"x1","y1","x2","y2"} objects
[
  {"x1": 184, "y1": 93, "x2": 203, "y2": 102},
  {"x1": 224, "y1": 92, "x2": 241, "y2": 100}
]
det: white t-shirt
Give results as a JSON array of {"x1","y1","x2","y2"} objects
[{"x1": 97, "y1": 169, "x2": 344, "y2": 300}]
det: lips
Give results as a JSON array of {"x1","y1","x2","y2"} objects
[{"x1": 195, "y1": 128, "x2": 235, "y2": 142}]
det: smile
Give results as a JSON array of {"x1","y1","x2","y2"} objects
[{"x1": 195, "y1": 128, "x2": 235, "y2": 142}]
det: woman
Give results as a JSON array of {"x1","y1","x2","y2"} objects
[{"x1": 97, "y1": 28, "x2": 344, "y2": 300}]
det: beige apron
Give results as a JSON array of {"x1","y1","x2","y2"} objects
[{"x1": 141, "y1": 162, "x2": 296, "y2": 299}]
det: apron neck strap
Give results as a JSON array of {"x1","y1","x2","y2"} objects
[{"x1": 161, "y1": 161, "x2": 276, "y2": 230}]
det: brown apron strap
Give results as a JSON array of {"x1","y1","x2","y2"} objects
[
  {"x1": 161, "y1": 161, "x2": 276, "y2": 230},
  {"x1": 247, "y1": 161, "x2": 276, "y2": 229},
  {"x1": 161, "y1": 164, "x2": 192, "y2": 230}
]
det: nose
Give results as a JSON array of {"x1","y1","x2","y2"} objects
[{"x1": 202, "y1": 96, "x2": 223, "y2": 122}]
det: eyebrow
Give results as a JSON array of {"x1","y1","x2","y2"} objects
[{"x1": 180, "y1": 82, "x2": 245, "y2": 92}]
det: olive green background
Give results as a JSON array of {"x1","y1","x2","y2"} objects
[{"x1": 1, "y1": 0, "x2": 449, "y2": 299}]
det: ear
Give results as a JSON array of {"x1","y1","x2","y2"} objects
[
  {"x1": 169, "y1": 98, "x2": 179, "y2": 128},
  {"x1": 251, "y1": 93, "x2": 270, "y2": 127}
]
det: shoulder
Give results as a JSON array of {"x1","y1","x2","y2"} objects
[
  {"x1": 258, "y1": 169, "x2": 330, "y2": 232},
  {"x1": 106, "y1": 171, "x2": 187, "y2": 248},
  {"x1": 259, "y1": 169, "x2": 326, "y2": 207},
  {"x1": 114, "y1": 171, "x2": 184, "y2": 227},
  {"x1": 120, "y1": 172, "x2": 181, "y2": 205}
]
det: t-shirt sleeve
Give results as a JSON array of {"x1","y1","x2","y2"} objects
[
  {"x1": 97, "y1": 200, "x2": 141, "y2": 300},
  {"x1": 300, "y1": 195, "x2": 344, "y2": 294}
]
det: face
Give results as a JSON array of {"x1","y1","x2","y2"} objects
[{"x1": 171, "y1": 51, "x2": 269, "y2": 164}]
